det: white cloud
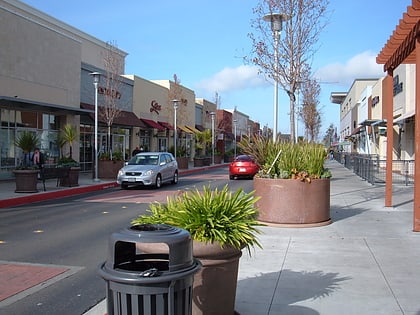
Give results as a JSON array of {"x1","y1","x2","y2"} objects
[
  {"x1": 195, "y1": 65, "x2": 267, "y2": 94},
  {"x1": 314, "y1": 51, "x2": 385, "y2": 86}
]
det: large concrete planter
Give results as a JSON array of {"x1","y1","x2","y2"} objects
[
  {"x1": 176, "y1": 156, "x2": 189, "y2": 169},
  {"x1": 98, "y1": 160, "x2": 124, "y2": 179},
  {"x1": 192, "y1": 241, "x2": 242, "y2": 315},
  {"x1": 13, "y1": 169, "x2": 39, "y2": 193},
  {"x1": 59, "y1": 167, "x2": 80, "y2": 187},
  {"x1": 137, "y1": 240, "x2": 242, "y2": 315},
  {"x1": 254, "y1": 177, "x2": 331, "y2": 227}
]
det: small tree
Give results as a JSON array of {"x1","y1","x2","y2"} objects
[
  {"x1": 58, "y1": 124, "x2": 77, "y2": 160},
  {"x1": 299, "y1": 74, "x2": 322, "y2": 142},
  {"x1": 99, "y1": 41, "x2": 124, "y2": 159},
  {"x1": 14, "y1": 131, "x2": 39, "y2": 168},
  {"x1": 247, "y1": 0, "x2": 330, "y2": 143}
]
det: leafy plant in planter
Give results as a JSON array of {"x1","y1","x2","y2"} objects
[
  {"x1": 239, "y1": 136, "x2": 331, "y2": 180},
  {"x1": 239, "y1": 136, "x2": 332, "y2": 226},
  {"x1": 14, "y1": 131, "x2": 40, "y2": 169},
  {"x1": 132, "y1": 185, "x2": 262, "y2": 315}
]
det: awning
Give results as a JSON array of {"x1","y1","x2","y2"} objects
[
  {"x1": 1, "y1": 96, "x2": 93, "y2": 116},
  {"x1": 195, "y1": 124, "x2": 205, "y2": 131},
  {"x1": 178, "y1": 125, "x2": 193, "y2": 134},
  {"x1": 359, "y1": 119, "x2": 387, "y2": 127},
  {"x1": 80, "y1": 103, "x2": 146, "y2": 127},
  {"x1": 394, "y1": 110, "x2": 415, "y2": 123},
  {"x1": 351, "y1": 126, "x2": 363, "y2": 135},
  {"x1": 185, "y1": 125, "x2": 200, "y2": 133},
  {"x1": 140, "y1": 118, "x2": 166, "y2": 131},
  {"x1": 158, "y1": 121, "x2": 174, "y2": 130}
]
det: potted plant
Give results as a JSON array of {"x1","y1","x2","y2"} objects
[
  {"x1": 239, "y1": 136, "x2": 332, "y2": 227},
  {"x1": 57, "y1": 124, "x2": 80, "y2": 187},
  {"x1": 98, "y1": 151, "x2": 125, "y2": 179},
  {"x1": 194, "y1": 130, "x2": 211, "y2": 166},
  {"x1": 13, "y1": 131, "x2": 40, "y2": 193},
  {"x1": 131, "y1": 185, "x2": 262, "y2": 315}
]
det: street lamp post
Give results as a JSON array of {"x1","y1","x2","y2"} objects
[
  {"x1": 90, "y1": 72, "x2": 101, "y2": 182},
  {"x1": 172, "y1": 99, "x2": 179, "y2": 159},
  {"x1": 263, "y1": 13, "x2": 289, "y2": 142},
  {"x1": 210, "y1": 112, "x2": 215, "y2": 165},
  {"x1": 233, "y1": 119, "x2": 237, "y2": 158}
]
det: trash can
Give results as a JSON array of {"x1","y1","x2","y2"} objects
[{"x1": 98, "y1": 223, "x2": 201, "y2": 315}]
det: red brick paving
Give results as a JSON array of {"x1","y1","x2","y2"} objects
[{"x1": 0, "y1": 263, "x2": 69, "y2": 302}]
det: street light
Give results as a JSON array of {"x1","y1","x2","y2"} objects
[
  {"x1": 233, "y1": 119, "x2": 237, "y2": 158},
  {"x1": 210, "y1": 112, "x2": 216, "y2": 165},
  {"x1": 172, "y1": 99, "x2": 179, "y2": 159},
  {"x1": 263, "y1": 12, "x2": 289, "y2": 142},
  {"x1": 90, "y1": 72, "x2": 101, "y2": 182}
]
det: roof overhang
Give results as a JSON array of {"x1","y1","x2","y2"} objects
[
  {"x1": 377, "y1": 1, "x2": 420, "y2": 71},
  {"x1": 0, "y1": 96, "x2": 93, "y2": 116},
  {"x1": 330, "y1": 92, "x2": 348, "y2": 104},
  {"x1": 394, "y1": 110, "x2": 415, "y2": 123}
]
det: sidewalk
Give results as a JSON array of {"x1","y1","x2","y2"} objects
[{"x1": 2, "y1": 161, "x2": 420, "y2": 315}]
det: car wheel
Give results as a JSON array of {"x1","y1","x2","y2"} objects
[
  {"x1": 155, "y1": 174, "x2": 162, "y2": 188},
  {"x1": 229, "y1": 175, "x2": 234, "y2": 180},
  {"x1": 121, "y1": 183, "x2": 128, "y2": 189},
  {"x1": 172, "y1": 171, "x2": 178, "y2": 184}
]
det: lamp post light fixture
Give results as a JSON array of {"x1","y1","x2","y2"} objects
[
  {"x1": 172, "y1": 99, "x2": 179, "y2": 159},
  {"x1": 263, "y1": 12, "x2": 289, "y2": 142},
  {"x1": 233, "y1": 119, "x2": 237, "y2": 158},
  {"x1": 210, "y1": 112, "x2": 216, "y2": 165},
  {"x1": 90, "y1": 72, "x2": 101, "y2": 182}
]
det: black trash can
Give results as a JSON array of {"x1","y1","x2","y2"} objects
[{"x1": 98, "y1": 224, "x2": 201, "y2": 315}]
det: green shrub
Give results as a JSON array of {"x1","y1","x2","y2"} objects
[
  {"x1": 238, "y1": 136, "x2": 331, "y2": 182},
  {"x1": 132, "y1": 185, "x2": 263, "y2": 255}
]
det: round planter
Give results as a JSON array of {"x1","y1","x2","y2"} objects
[
  {"x1": 13, "y1": 169, "x2": 39, "y2": 193},
  {"x1": 137, "y1": 240, "x2": 242, "y2": 315},
  {"x1": 192, "y1": 241, "x2": 242, "y2": 315},
  {"x1": 254, "y1": 177, "x2": 331, "y2": 227}
]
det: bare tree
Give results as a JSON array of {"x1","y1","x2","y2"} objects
[
  {"x1": 168, "y1": 74, "x2": 188, "y2": 126},
  {"x1": 247, "y1": 0, "x2": 330, "y2": 143},
  {"x1": 100, "y1": 41, "x2": 124, "y2": 158},
  {"x1": 300, "y1": 75, "x2": 322, "y2": 142}
]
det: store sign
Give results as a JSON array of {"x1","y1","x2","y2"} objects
[
  {"x1": 98, "y1": 86, "x2": 122, "y2": 99},
  {"x1": 150, "y1": 100, "x2": 161, "y2": 114},
  {"x1": 372, "y1": 95, "x2": 380, "y2": 107},
  {"x1": 393, "y1": 75, "x2": 403, "y2": 96}
]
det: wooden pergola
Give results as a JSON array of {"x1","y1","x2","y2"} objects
[{"x1": 376, "y1": 0, "x2": 420, "y2": 231}]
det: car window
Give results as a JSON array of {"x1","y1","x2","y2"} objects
[{"x1": 165, "y1": 154, "x2": 172, "y2": 163}]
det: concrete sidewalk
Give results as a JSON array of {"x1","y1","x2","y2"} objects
[
  {"x1": 84, "y1": 161, "x2": 420, "y2": 315},
  {"x1": 2, "y1": 161, "x2": 420, "y2": 314}
]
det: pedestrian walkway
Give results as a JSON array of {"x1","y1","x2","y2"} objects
[{"x1": 2, "y1": 161, "x2": 420, "y2": 315}]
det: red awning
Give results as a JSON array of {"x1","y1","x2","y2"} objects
[
  {"x1": 140, "y1": 118, "x2": 165, "y2": 131},
  {"x1": 158, "y1": 121, "x2": 174, "y2": 130},
  {"x1": 80, "y1": 103, "x2": 146, "y2": 127}
]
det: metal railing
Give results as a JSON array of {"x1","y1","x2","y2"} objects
[{"x1": 335, "y1": 153, "x2": 414, "y2": 186}]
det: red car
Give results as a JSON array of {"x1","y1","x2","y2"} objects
[{"x1": 229, "y1": 155, "x2": 259, "y2": 180}]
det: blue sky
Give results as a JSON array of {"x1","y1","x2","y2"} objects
[{"x1": 20, "y1": 0, "x2": 410, "y2": 138}]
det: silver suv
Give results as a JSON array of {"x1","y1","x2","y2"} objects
[{"x1": 117, "y1": 152, "x2": 178, "y2": 189}]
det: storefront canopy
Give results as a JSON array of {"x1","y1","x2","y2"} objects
[{"x1": 1, "y1": 96, "x2": 93, "y2": 116}]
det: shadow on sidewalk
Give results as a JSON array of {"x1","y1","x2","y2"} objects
[{"x1": 236, "y1": 269, "x2": 351, "y2": 314}]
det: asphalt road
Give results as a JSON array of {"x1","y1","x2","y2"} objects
[{"x1": 0, "y1": 166, "x2": 254, "y2": 315}]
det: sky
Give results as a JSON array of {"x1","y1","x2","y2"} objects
[{"x1": 19, "y1": 0, "x2": 411, "y2": 138}]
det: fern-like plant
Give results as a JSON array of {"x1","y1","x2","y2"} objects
[
  {"x1": 131, "y1": 185, "x2": 263, "y2": 255},
  {"x1": 238, "y1": 136, "x2": 331, "y2": 182}
]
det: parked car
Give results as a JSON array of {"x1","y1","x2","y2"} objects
[
  {"x1": 229, "y1": 155, "x2": 259, "y2": 180},
  {"x1": 117, "y1": 152, "x2": 178, "y2": 189}
]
